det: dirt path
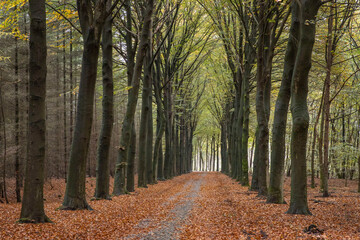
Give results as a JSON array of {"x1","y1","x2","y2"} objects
[
  {"x1": 125, "y1": 173, "x2": 204, "y2": 240},
  {"x1": 1, "y1": 172, "x2": 360, "y2": 239}
]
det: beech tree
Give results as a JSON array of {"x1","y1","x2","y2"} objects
[
  {"x1": 19, "y1": 0, "x2": 50, "y2": 223},
  {"x1": 268, "y1": 2, "x2": 300, "y2": 204},
  {"x1": 113, "y1": 0, "x2": 155, "y2": 195},
  {"x1": 62, "y1": 0, "x2": 119, "y2": 210},
  {"x1": 94, "y1": 0, "x2": 114, "y2": 200},
  {"x1": 287, "y1": 0, "x2": 322, "y2": 215}
]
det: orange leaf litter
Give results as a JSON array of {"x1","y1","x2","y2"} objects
[{"x1": 1, "y1": 172, "x2": 360, "y2": 239}]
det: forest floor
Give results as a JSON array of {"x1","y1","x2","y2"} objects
[{"x1": 1, "y1": 172, "x2": 360, "y2": 239}]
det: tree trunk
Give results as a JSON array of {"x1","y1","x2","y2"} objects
[
  {"x1": 0, "y1": 88, "x2": 9, "y2": 204},
  {"x1": 268, "y1": 2, "x2": 300, "y2": 204},
  {"x1": 126, "y1": 123, "x2": 136, "y2": 192},
  {"x1": 320, "y1": 1, "x2": 335, "y2": 197},
  {"x1": 251, "y1": 128, "x2": 259, "y2": 191},
  {"x1": 255, "y1": 0, "x2": 272, "y2": 196},
  {"x1": 14, "y1": 34, "x2": 21, "y2": 203},
  {"x1": 95, "y1": 0, "x2": 113, "y2": 200},
  {"x1": 220, "y1": 122, "x2": 227, "y2": 174},
  {"x1": 154, "y1": 57, "x2": 165, "y2": 181},
  {"x1": 241, "y1": 78, "x2": 250, "y2": 186},
  {"x1": 146, "y1": 80, "x2": 154, "y2": 184},
  {"x1": 113, "y1": 0, "x2": 154, "y2": 195},
  {"x1": 287, "y1": 0, "x2": 321, "y2": 215},
  {"x1": 164, "y1": 77, "x2": 173, "y2": 179},
  {"x1": 70, "y1": 28, "x2": 74, "y2": 150},
  {"x1": 62, "y1": 0, "x2": 110, "y2": 209},
  {"x1": 125, "y1": 0, "x2": 136, "y2": 193},
  {"x1": 138, "y1": 32, "x2": 153, "y2": 188},
  {"x1": 20, "y1": 0, "x2": 50, "y2": 222}
]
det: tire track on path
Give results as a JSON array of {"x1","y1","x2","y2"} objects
[{"x1": 124, "y1": 173, "x2": 206, "y2": 240}]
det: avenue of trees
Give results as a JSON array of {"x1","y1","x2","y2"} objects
[{"x1": 0, "y1": 0, "x2": 360, "y2": 222}]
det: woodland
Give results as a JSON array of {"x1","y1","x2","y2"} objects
[{"x1": 1, "y1": 0, "x2": 360, "y2": 239}]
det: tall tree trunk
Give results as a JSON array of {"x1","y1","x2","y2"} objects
[
  {"x1": 20, "y1": 0, "x2": 50, "y2": 222},
  {"x1": 310, "y1": 97, "x2": 323, "y2": 188},
  {"x1": 113, "y1": 0, "x2": 155, "y2": 195},
  {"x1": 154, "y1": 56, "x2": 165, "y2": 181},
  {"x1": 241, "y1": 79, "x2": 250, "y2": 186},
  {"x1": 241, "y1": 17, "x2": 256, "y2": 185},
  {"x1": 62, "y1": 30, "x2": 100, "y2": 209},
  {"x1": 14, "y1": 34, "x2": 21, "y2": 203},
  {"x1": 126, "y1": 123, "x2": 136, "y2": 192},
  {"x1": 216, "y1": 139, "x2": 220, "y2": 172},
  {"x1": 95, "y1": 0, "x2": 113, "y2": 200},
  {"x1": 63, "y1": 28, "x2": 68, "y2": 181},
  {"x1": 125, "y1": 0, "x2": 136, "y2": 193},
  {"x1": 0, "y1": 88, "x2": 9, "y2": 204},
  {"x1": 220, "y1": 122, "x2": 227, "y2": 174},
  {"x1": 287, "y1": 0, "x2": 321, "y2": 215},
  {"x1": 146, "y1": 78, "x2": 154, "y2": 184},
  {"x1": 138, "y1": 34, "x2": 153, "y2": 188},
  {"x1": 69, "y1": 28, "x2": 74, "y2": 154},
  {"x1": 62, "y1": 0, "x2": 111, "y2": 210},
  {"x1": 268, "y1": 2, "x2": 300, "y2": 204},
  {"x1": 164, "y1": 77, "x2": 173, "y2": 179},
  {"x1": 320, "y1": 1, "x2": 335, "y2": 197},
  {"x1": 236, "y1": 84, "x2": 244, "y2": 181},
  {"x1": 251, "y1": 128, "x2": 259, "y2": 191},
  {"x1": 255, "y1": 0, "x2": 272, "y2": 196}
]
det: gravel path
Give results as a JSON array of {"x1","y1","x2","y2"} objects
[{"x1": 125, "y1": 173, "x2": 205, "y2": 240}]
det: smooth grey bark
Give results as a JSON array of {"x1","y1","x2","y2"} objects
[
  {"x1": 241, "y1": 73, "x2": 250, "y2": 186},
  {"x1": 250, "y1": 128, "x2": 259, "y2": 191},
  {"x1": 63, "y1": 28, "x2": 67, "y2": 182},
  {"x1": 157, "y1": 139, "x2": 164, "y2": 179},
  {"x1": 0, "y1": 89, "x2": 9, "y2": 204},
  {"x1": 20, "y1": 0, "x2": 50, "y2": 222},
  {"x1": 153, "y1": 56, "x2": 165, "y2": 181},
  {"x1": 220, "y1": 122, "x2": 227, "y2": 173},
  {"x1": 62, "y1": 0, "x2": 113, "y2": 210},
  {"x1": 236, "y1": 73, "x2": 244, "y2": 181},
  {"x1": 216, "y1": 140, "x2": 220, "y2": 172},
  {"x1": 240, "y1": 12, "x2": 256, "y2": 186},
  {"x1": 125, "y1": 0, "x2": 136, "y2": 193},
  {"x1": 164, "y1": 76, "x2": 173, "y2": 179},
  {"x1": 70, "y1": 28, "x2": 74, "y2": 152},
  {"x1": 138, "y1": 33, "x2": 154, "y2": 188},
  {"x1": 14, "y1": 34, "x2": 21, "y2": 203},
  {"x1": 95, "y1": 0, "x2": 113, "y2": 200},
  {"x1": 113, "y1": 0, "x2": 155, "y2": 195},
  {"x1": 145, "y1": 34, "x2": 154, "y2": 185},
  {"x1": 138, "y1": 83, "x2": 149, "y2": 188},
  {"x1": 126, "y1": 123, "x2": 136, "y2": 192},
  {"x1": 146, "y1": 93, "x2": 154, "y2": 183},
  {"x1": 255, "y1": 1, "x2": 271, "y2": 196},
  {"x1": 287, "y1": 0, "x2": 322, "y2": 215},
  {"x1": 230, "y1": 95, "x2": 239, "y2": 179},
  {"x1": 268, "y1": 2, "x2": 300, "y2": 204}
]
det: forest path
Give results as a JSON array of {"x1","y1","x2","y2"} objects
[
  {"x1": 2, "y1": 172, "x2": 360, "y2": 239},
  {"x1": 124, "y1": 172, "x2": 205, "y2": 240}
]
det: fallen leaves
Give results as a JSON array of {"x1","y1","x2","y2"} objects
[
  {"x1": 0, "y1": 175, "x2": 192, "y2": 239},
  {"x1": 180, "y1": 173, "x2": 360, "y2": 239},
  {"x1": 1, "y1": 173, "x2": 360, "y2": 239}
]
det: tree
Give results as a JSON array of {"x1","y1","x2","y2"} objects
[
  {"x1": 268, "y1": 2, "x2": 300, "y2": 204},
  {"x1": 19, "y1": 0, "x2": 50, "y2": 223},
  {"x1": 62, "y1": 0, "x2": 118, "y2": 210},
  {"x1": 113, "y1": 0, "x2": 155, "y2": 195},
  {"x1": 94, "y1": 0, "x2": 114, "y2": 200},
  {"x1": 287, "y1": 0, "x2": 322, "y2": 215},
  {"x1": 138, "y1": 28, "x2": 154, "y2": 188}
]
